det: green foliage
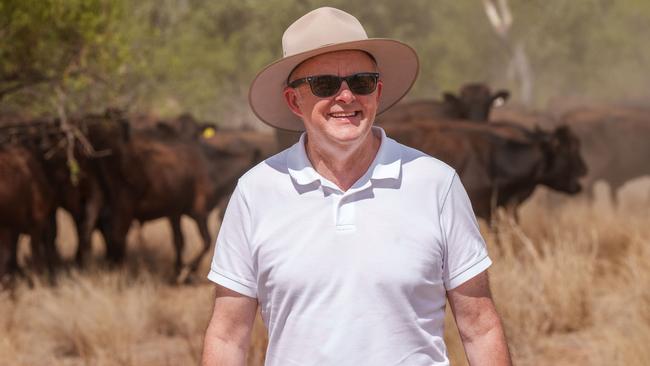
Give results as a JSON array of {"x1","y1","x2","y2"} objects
[
  {"x1": 506, "y1": 0, "x2": 650, "y2": 103},
  {"x1": 0, "y1": 0, "x2": 127, "y2": 115},
  {"x1": 1, "y1": 0, "x2": 648, "y2": 122}
]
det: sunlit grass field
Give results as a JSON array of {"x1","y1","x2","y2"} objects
[{"x1": 1, "y1": 180, "x2": 649, "y2": 365}]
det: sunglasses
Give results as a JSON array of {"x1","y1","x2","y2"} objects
[{"x1": 288, "y1": 72, "x2": 380, "y2": 98}]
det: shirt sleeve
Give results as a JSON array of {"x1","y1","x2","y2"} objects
[
  {"x1": 439, "y1": 172, "x2": 492, "y2": 290},
  {"x1": 207, "y1": 182, "x2": 258, "y2": 298}
]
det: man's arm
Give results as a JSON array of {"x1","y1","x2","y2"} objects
[
  {"x1": 447, "y1": 270, "x2": 512, "y2": 366},
  {"x1": 201, "y1": 284, "x2": 258, "y2": 366}
]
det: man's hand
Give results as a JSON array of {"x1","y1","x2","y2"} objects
[
  {"x1": 447, "y1": 270, "x2": 512, "y2": 365},
  {"x1": 201, "y1": 285, "x2": 258, "y2": 366}
]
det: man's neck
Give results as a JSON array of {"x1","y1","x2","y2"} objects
[{"x1": 304, "y1": 129, "x2": 381, "y2": 191}]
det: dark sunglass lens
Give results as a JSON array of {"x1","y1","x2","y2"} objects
[
  {"x1": 349, "y1": 74, "x2": 377, "y2": 95},
  {"x1": 310, "y1": 75, "x2": 342, "y2": 97}
]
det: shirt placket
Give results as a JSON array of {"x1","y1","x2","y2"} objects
[{"x1": 331, "y1": 181, "x2": 372, "y2": 232}]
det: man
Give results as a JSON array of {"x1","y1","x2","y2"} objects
[{"x1": 202, "y1": 7, "x2": 511, "y2": 366}]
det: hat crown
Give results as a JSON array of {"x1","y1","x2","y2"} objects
[{"x1": 282, "y1": 7, "x2": 369, "y2": 57}]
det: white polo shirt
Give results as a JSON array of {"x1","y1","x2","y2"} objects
[{"x1": 208, "y1": 127, "x2": 491, "y2": 366}]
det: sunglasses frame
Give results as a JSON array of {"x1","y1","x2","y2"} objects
[{"x1": 287, "y1": 72, "x2": 380, "y2": 98}]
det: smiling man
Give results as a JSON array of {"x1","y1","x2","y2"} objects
[
  {"x1": 283, "y1": 50, "x2": 382, "y2": 191},
  {"x1": 202, "y1": 7, "x2": 511, "y2": 366}
]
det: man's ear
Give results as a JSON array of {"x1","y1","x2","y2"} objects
[
  {"x1": 283, "y1": 87, "x2": 304, "y2": 118},
  {"x1": 375, "y1": 80, "x2": 383, "y2": 100}
]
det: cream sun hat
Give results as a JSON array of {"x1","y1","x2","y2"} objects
[{"x1": 248, "y1": 7, "x2": 419, "y2": 131}]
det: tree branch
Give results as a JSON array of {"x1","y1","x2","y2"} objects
[{"x1": 0, "y1": 76, "x2": 52, "y2": 100}]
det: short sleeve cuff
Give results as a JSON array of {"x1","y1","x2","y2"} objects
[
  {"x1": 445, "y1": 255, "x2": 492, "y2": 290},
  {"x1": 207, "y1": 269, "x2": 257, "y2": 298}
]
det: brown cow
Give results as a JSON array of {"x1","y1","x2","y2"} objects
[
  {"x1": 384, "y1": 120, "x2": 586, "y2": 222},
  {"x1": 95, "y1": 126, "x2": 261, "y2": 282},
  {"x1": 0, "y1": 144, "x2": 57, "y2": 285},
  {"x1": 490, "y1": 104, "x2": 559, "y2": 130},
  {"x1": 9, "y1": 111, "x2": 132, "y2": 270},
  {"x1": 56, "y1": 111, "x2": 132, "y2": 267},
  {"x1": 561, "y1": 106, "x2": 650, "y2": 205}
]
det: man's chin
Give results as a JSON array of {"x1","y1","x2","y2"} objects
[{"x1": 327, "y1": 125, "x2": 375, "y2": 143}]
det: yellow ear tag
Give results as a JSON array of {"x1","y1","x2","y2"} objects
[{"x1": 202, "y1": 127, "x2": 216, "y2": 139}]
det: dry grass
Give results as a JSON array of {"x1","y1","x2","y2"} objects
[{"x1": 1, "y1": 180, "x2": 649, "y2": 365}]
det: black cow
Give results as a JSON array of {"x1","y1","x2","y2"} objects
[
  {"x1": 376, "y1": 83, "x2": 510, "y2": 127},
  {"x1": 384, "y1": 120, "x2": 586, "y2": 222}
]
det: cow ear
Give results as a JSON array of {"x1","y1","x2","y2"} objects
[
  {"x1": 443, "y1": 92, "x2": 460, "y2": 105},
  {"x1": 491, "y1": 90, "x2": 510, "y2": 107}
]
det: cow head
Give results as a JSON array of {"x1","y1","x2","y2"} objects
[
  {"x1": 539, "y1": 125, "x2": 587, "y2": 194},
  {"x1": 443, "y1": 83, "x2": 510, "y2": 122},
  {"x1": 82, "y1": 109, "x2": 131, "y2": 152},
  {"x1": 155, "y1": 113, "x2": 219, "y2": 141}
]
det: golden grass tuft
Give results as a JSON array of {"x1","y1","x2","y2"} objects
[
  {"x1": 1, "y1": 183, "x2": 649, "y2": 365},
  {"x1": 12, "y1": 271, "x2": 156, "y2": 364}
]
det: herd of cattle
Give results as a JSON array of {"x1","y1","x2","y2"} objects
[
  {"x1": 0, "y1": 111, "x2": 266, "y2": 285},
  {"x1": 1, "y1": 82, "x2": 649, "y2": 285}
]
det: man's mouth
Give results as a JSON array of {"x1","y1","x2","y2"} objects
[{"x1": 328, "y1": 111, "x2": 360, "y2": 118}]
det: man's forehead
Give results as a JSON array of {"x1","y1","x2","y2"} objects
[{"x1": 290, "y1": 50, "x2": 377, "y2": 78}]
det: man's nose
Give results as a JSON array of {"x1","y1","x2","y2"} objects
[{"x1": 335, "y1": 81, "x2": 356, "y2": 103}]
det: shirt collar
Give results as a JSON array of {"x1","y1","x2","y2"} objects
[{"x1": 286, "y1": 126, "x2": 402, "y2": 193}]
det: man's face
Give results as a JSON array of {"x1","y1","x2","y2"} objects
[{"x1": 283, "y1": 50, "x2": 382, "y2": 149}]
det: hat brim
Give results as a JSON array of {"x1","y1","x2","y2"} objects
[{"x1": 248, "y1": 39, "x2": 419, "y2": 131}]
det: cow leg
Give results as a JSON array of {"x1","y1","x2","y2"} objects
[
  {"x1": 29, "y1": 226, "x2": 57, "y2": 285},
  {"x1": 28, "y1": 214, "x2": 60, "y2": 285},
  {"x1": 11, "y1": 232, "x2": 34, "y2": 287},
  {"x1": 169, "y1": 215, "x2": 185, "y2": 280},
  {"x1": 107, "y1": 222, "x2": 130, "y2": 266},
  {"x1": 101, "y1": 208, "x2": 131, "y2": 267},
  {"x1": 0, "y1": 229, "x2": 13, "y2": 287},
  {"x1": 45, "y1": 213, "x2": 61, "y2": 269},
  {"x1": 186, "y1": 213, "x2": 212, "y2": 277},
  {"x1": 43, "y1": 216, "x2": 61, "y2": 284},
  {"x1": 5, "y1": 232, "x2": 19, "y2": 275}
]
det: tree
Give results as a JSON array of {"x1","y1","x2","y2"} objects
[
  {"x1": 482, "y1": 0, "x2": 534, "y2": 105},
  {"x1": 0, "y1": 0, "x2": 127, "y2": 111}
]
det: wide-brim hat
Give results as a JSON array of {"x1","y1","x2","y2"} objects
[{"x1": 248, "y1": 7, "x2": 419, "y2": 131}]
